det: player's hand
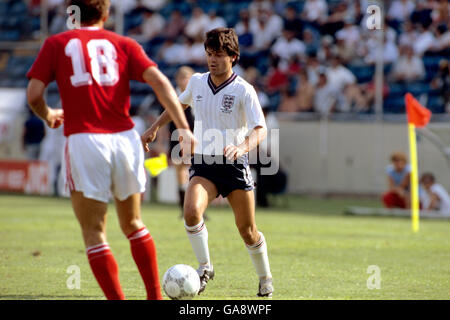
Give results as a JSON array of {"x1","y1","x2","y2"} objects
[
  {"x1": 224, "y1": 144, "x2": 246, "y2": 161},
  {"x1": 178, "y1": 129, "x2": 197, "y2": 159},
  {"x1": 141, "y1": 125, "x2": 159, "y2": 153},
  {"x1": 45, "y1": 108, "x2": 64, "y2": 129}
]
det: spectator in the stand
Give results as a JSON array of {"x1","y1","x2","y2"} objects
[
  {"x1": 49, "y1": 6, "x2": 67, "y2": 35},
  {"x1": 184, "y1": 7, "x2": 209, "y2": 39},
  {"x1": 278, "y1": 86, "x2": 299, "y2": 113},
  {"x1": 364, "y1": 33, "x2": 399, "y2": 65},
  {"x1": 306, "y1": 53, "x2": 321, "y2": 86},
  {"x1": 430, "y1": 59, "x2": 450, "y2": 112},
  {"x1": 398, "y1": 20, "x2": 419, "y2": 47},
  {"x1": 387, "y1": 0, "x2": 416, "y2": 27},
  {"x1": 335, "y1": 37, "x2": 357, "y2": 64},
  {"x1": 157, "y1": 37, "x2": 187, "y2": 65},
  {"x1": 420, "y1": 172, "x2": 450, "y2": 215},
  {"x1": 294, "y1": 69, "x2": 315, "y2": 112},
  {"x1": 250, "y1": 16, "x2": 274, "y2": 52},
  {"x1": 326, "y1": 56, "x2": 356, "y2": 92},
  {"x1": 283, "y1": 5, "x2": 303, "y2": 38},
  {"x1": 313, "y1": 69, "x2": 341, "y2": 115},
  {"x1": 347, "y1": 0, "x2": 364, "y2": 24},
  {"x1": 359, "y1": 75, "x2": 390, "y2": 113},
  {"x1": 303, "y1": 28, "x2": 320, "y2": 57},
  {"x1": 391, "y1": 44, "x2": 425, "y2": 82},
  {"x1": 321, "y1": 1, "x2": 348, "y2": 36},
  {"x1": 250, "y1": 5, "x2": 283, "y2": 51},
  {"x1": 413, "y1": 23, "x2": 435, "y2": 56},
  {"x1": 433, "y1": 0, "x2": 450, "y2": 25},
  {"x1": 206, "y1": 10, "x2": 227, "y2": 31},
  {"x1": 382, "y1": 151, "x2": 411, "y2": 209},
  {"x1": 23, "y1": 112, "x2": 46, "y2": 160},
  {"x1": 410, "y1": 0, "x2": 436, "y2": 27},
  {"x1": 335, "y1": 17, "x2": 362, "y2": 64},
  {"x1": 128, "y1": 8, "x2": 165, "y2": 43},
  {"x1": 429, "y1": 24, "x2": 450, "y2": 53},
  {"x1": 301, "y1": 0, "x2": 328, "y2": 30},
  {"x1": 110, "y1": 0, "x2": 137, "y2": 14},
  {"x1": 317, "y1": 35, "x2": 337, "y2": 63},
  {"x1": 326, "y1": 56, "x2": 366, "y2": 112},
  {"x1": 186, "y1": 35, "x2": 207, "y2": 66},
  {"x1": 271, "y1": 28, "x2": 306, "y2": 71},
  {"x1": 264, "y1": 55, "x2": 289, "y2": 95},
  {"x1": 235, "y1": 9, "x2": 254, "y2": 46},
  {"x1": 140, "y1": 0, "x2": 167, "y2": 11},
  {"x1": 261, "y1": 3, "x2": 284, "y2": 37},
  {"x1": 244, "y1": 67, "x2": 270, "y2": 110},
  {"x1": 335, "y1": 17, "x2": 361, "y2": 50},
  {"x1": 248, "y1": 0, "x2": 270, "y2": 18},
  {"x1": 279, "y1": 69, "x2": 314, "y2": 112},
  {"x1": 164, "y1": 9, "x2": 186, "y2": 39}
]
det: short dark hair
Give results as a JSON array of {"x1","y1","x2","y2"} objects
[
  {"x1": 204, "y1": 28, "x2": 240, "y2": 66},
  {"x1": 420, "y1": 172, "x2": 435, "y2": 184},
  {"x1": 68, "y1": 0, "x2": 110, "y2": 25}
]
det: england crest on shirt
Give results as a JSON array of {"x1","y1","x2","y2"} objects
[{"x1": 220, "y1": 94, "x2": 235, "y2": 114}]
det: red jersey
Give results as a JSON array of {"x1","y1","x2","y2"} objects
[{"x1": 27, "y1": 27, "x2": 156, "y2": 136}]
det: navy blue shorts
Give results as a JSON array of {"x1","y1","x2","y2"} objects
[{"x1": 189, "y1": 154, "x2": 255, "y2": 198}]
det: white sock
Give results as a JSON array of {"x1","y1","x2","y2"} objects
[
  {"x1": 184, "y1": 219, "x2": 211, "y2": 269},
  {"x1": 246, "y1": 231, "x2": 272, "y2": 280}
]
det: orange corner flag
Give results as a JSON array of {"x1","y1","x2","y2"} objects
[{"x1": 405, "y1": 93, "x2": 431, "y2": 128}]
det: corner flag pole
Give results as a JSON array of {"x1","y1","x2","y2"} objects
[
  {"x1": 405, "y1": 93, "x2": 432, "y2": 233},
  {"x1": 408, "y1": 123, "x2": 420, "y2": 232}
]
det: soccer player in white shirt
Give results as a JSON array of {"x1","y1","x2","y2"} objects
[{"x1": 142, "y1": 28, "x2": 274, "y2": 297}]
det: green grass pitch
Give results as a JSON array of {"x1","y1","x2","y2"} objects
[{"x1": 0, "y1": 194, "x2": 448, "y2": 300}]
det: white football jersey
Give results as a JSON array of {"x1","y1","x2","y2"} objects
[{"x1": 179, "y1": 72, "x2": 266, "y2": 158}]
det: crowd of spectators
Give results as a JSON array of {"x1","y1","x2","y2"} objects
[
  {"x1": 115, "y1": 0, "x2": 449, "y2": 115},
  {"x1": 3, "y1": 0, "x2": 450, "y2": 115}
]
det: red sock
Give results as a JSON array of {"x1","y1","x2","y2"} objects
[
  {"x1": 87, "y1": 243, "x2": 125, "y2": 300},
  {"x1": 128, "y1": 227, "x2": 163, "y2": 300}
]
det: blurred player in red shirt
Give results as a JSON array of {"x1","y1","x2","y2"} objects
[{"x1": 26, "y1": 0, "x2": 195, "y2": 300}]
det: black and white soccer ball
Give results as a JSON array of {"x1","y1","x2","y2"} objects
[{"x1": 162, "y1": 264, "x2": 201, "y2": 300}]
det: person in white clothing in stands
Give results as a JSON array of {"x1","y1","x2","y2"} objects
[{"x1": 420, "y1": 172, "x2": 450, "y2": 216}]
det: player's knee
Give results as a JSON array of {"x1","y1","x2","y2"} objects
[
  {"x1": 81, "y1": 225, "x2": 106, "y2": 247},
  {"x1": 183, "y1": 202, "x2": 204, "y2": 225},
  {"x1": 120, "y1": 218, "x2": 144, "y2": 237},
  {"x1": 237, "y1": 224, "x2": 258, "y2": 245}
]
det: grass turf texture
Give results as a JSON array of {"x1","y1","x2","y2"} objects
[{"x1": 0, "y1": 194, "x2": 448, "y2": 300}]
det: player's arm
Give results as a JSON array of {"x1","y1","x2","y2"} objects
[
  {"x1": 141, "y1": 67, "x2": 195, "y2": 153},
  {"x1": 143, "y1": 66, "x2": 190, "y2": 130},
  {"x1": 141, "y1": 104, "x2": 189, "y2": 152},
  {"x1": 426, "y1": 193, "x2": 440, "y2": 210},
  {"x1": 26, "y1": 78, "x2": 63, "y2": 129},
  {"x1": 224, "y1": 125, "x2": 267, "y2": 161}
]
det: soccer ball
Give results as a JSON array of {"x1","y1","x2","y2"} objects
[{"x1": 162, "y1": 264, "x2": 201, "y2": 300}]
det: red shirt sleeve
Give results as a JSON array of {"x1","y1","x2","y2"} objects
[
  {"x1": 26, "y1": 37, "x2": 56, "y2": 86},
  {"x1": 127, "y1": 39, "x2": 157, "y2": 83}
]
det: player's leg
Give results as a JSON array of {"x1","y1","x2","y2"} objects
[
  {"x1": 175, "y1": 163, "x2": 189, "y2": 216},
  {"x1": 227, "y1": 189, "x2": 273, "y2": 297},
  {"x1": 111, "y1": 129, "x2": 162, "y2": 300},
  {"x1": 71, "y1": 191, "x2": 125, "y2": 300},
  {"x1": 183, "y1": 176, "x2": 217, "y2": 292},
  {"x1": 115, "y1": 193, "x2": 162, "y2": 300}
]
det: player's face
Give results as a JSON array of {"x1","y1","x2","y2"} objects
[{"x1": 206, "y1": 49, "x2": 235, "y2": 77}]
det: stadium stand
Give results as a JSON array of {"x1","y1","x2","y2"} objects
[{"x1": 0, "y1": 0, "x2": 448, "y2": 116}]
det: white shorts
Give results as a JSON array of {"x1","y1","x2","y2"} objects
[{"x1": 62, "y1": 129, "x2": 146, "y2": 203}]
